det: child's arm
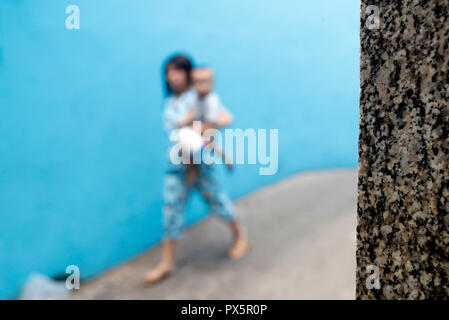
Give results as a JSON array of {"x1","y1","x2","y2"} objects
[
  {"x1": 215, "y1": 109, "x2": 233, "y2": 128},
  {"x1": 200, "y1": 94, "x2": 233, "y2": 132}
]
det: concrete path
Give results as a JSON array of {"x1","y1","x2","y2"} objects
[{"x1": 73, "y1": 169, "x2": 357, "y2": 300}]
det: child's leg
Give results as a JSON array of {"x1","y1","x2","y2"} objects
[
  {"x1": 144, "y1": 172, "x2": 189, "y2": 283},
  {"x1": 185, "y1": 164, "x2": 200, "y2": 186},
  {"x1": 196, "y1": 166, "x2": 249, "y2": 259}
]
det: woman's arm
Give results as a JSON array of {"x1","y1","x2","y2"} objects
[{"x1": 175, "y1": 109, "x2": 195, "y2": 128}]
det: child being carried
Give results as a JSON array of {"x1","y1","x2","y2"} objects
[{"x1": 175, "y1": 67, "x2": 233, "y2": 185}]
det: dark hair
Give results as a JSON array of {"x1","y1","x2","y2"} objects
[{"x1": 163, "y1": 54, "x2": 194, "y2": 96}]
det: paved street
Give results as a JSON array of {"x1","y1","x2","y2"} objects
[{"x1": 74, "y1": 169, "x2": 357, "y2": 299}]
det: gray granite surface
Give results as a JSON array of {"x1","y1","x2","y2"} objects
[{"x1": 357, "y1": 1, "x2": 449, "y2": 299}]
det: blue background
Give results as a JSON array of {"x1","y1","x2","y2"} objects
[{"x1": 0, "y1": 0, "x2": 359, "y2": 298}]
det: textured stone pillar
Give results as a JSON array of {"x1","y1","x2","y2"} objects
[{"x1": 357, "y1": 1, "x2": 449, "y2": 299}]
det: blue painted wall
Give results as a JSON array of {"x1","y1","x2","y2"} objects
[{"x1": 0, "y1": 0, "x2": 359, "y2": 298}]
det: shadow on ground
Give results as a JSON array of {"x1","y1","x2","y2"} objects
[{"x1": 73, "y1": 169, "x2": 357, "y2": 299}]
